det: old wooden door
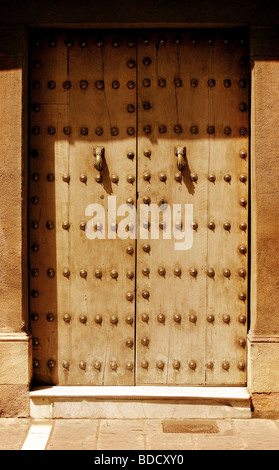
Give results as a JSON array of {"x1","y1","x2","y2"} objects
[{"x1": 29, "y1": 30, "x2": 249, "y2": 386}]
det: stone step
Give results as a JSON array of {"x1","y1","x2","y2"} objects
[{"x1": 30, "y1": 386, "x2": 252, "y2": 419}]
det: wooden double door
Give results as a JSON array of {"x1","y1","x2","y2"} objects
[{"x1": 29, "y1": 29, "x2": 249, "y2": 386}]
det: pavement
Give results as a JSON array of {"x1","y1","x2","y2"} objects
[{"x1": 1, "y1": 417, "x2": 279, "y2": 450}]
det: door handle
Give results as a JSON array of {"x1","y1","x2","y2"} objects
[
  {"x1": 94, "y1": 147, "x2": 104, "y2": 171},
  {"x1": 175, "y1": 146, "x2": 186, "y2": 171}
]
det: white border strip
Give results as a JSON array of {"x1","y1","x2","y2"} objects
[{"x1": 21, "y1": 422, "x2": 52, "y2": 450}]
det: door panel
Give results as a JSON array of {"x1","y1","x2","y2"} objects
[{"x1": 29, "y1": 30, "x2": 248, "y2": 386}]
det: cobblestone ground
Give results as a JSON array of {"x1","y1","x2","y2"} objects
[{"x1": 1, "y1": 418, "x2": 279, "y2": 450}]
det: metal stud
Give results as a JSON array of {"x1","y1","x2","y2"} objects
[
  {"x1": 190, "y1": 267, "x2": 197, "y2": 277},
  {"x1": 31, "y1": 126, "x2": 40, "y2": 135},
  {"x1": 238, "y1": 338, "x2": 246, "y2": 348},
  {"x1": 190, "y1": 126, "x2": 198, "y2": 134},
  {"x1": 126, "y1": 292, "x2": 134, "y2": 301},
  {"x1": 31, "y1": 289, "x2": 39, "y2": 298},
  {"x1": 141, "y1": 360, "x2": 149, "y2": 369},
  {"x1": 174, "y1": 78, "x2": 182, "y2": 87},
  {"x1": 190, "y1": 78, "x2": 198, "y2": 87},
  {"x1": 63, "y1": 174, "x2": 70, "y2": 183},
  {"x1": 127, "y1": 270, "x2": 134, "y2": 279},
  {"x1": 63, "y1": 313, "x2": 71, "y2": 323},
  {"x1": 207, "y1": 126, "x2": 215, "y2": 134},
  {"x1": 159, "y1": 172, "x2": 167, "y2": 182},
  {"x1": 174, "y1": 267, "x2": 182, "y2": 276},
  {"x1": 172, "y1": 360, "x2": 181, "y2": 369},
  {"x1": 110, "y1": 362, "x2": 118, "y2": 371},
  {"x1": 223, "y1": 268, "x2": 231, "y2": 278},
  {"x1": 31, "y1": 268, "x2": 39, "y2": 277},
  {"x1": 95, "y1": 315, "x2": 102, "y2": 324},
  {"x1": 80, "y1": 127, "x2": 88, "y2": 136},
  {"x1": 141, "y1": 337, "x2": 149, "y2": 346},
  {"x1": 31, "y1": 313, "x2": 39, "y2": 321},
  {"x1": 143, "y1": 101, "x2": 151, "y2": 110},
  {"x1": 31, "y1": 221, "x2": 39, "y2": 230},
  {"x1": 207, "y1": 314, "x2": 215, "y2": 323},
  {"x1": 190, "y1": 173, "x2": 198, "y2": 182},
  {"x1": 79, "y1": 361, "x2": 86, "y2": 370},
  {"x1": 192, "y1": 222, "x2": 198, "y2": 230},
  {"x1": 79, "y1": 314, "x2": 87, "y2": 324},
  {"x1": 208, "y1": 78, "x2": 216, "y2": 87},
  {"x1": 207, "y1": 268, "x2": 215, "y2": 278},
  {"x1": 158, "y1": 267, "x2": 166, "y2": 276},
  {"x1": 126, "y1": 361, "x2": 134, "y2": 371},
  {"x1": 111, "y1": 127, "x2": 119, "y2": 136},
  {"x1": 156, "y1": 360, "x2": 164, "y2": 369},
  {"x1": 224, "y1": 79, "x2": 231, "y2": 88},
  {"x1": 30, "y1": 149, "x2": 39, "y2": 158},
  {"x1": 127, "y1": 152, "x2": 135, "y2": 160},
  {"x1": 239, "y1": 222, "x2": 247, "y2": 231},
  {"x1": 47, "y1": 173, "x2": 55, "y2": 182},
  {"x1": 127, "y1": 127, "x2": 135, "y2": 135},
  {"x1": 159, "y1": 125, "x2": 167, "y2": 133},
  {"x1": 223, "y1": 222, "x2": 231, "y2": 231},
  {"x1": 141, "y1": 313, "x2": 149, "y2": 322},
  {"x1": 143, "y1": 57, "x2": 151, "y2": 66},
  {"x1": 31, "y1": 243, "x2": 39, "y2": 252},
  {"x1": 46, "y1": 221, "x2": 54, "y2": 230},
  {"x1": 158, "y1": 78, "x2": 166, "y2": 87},
  {"x1": 32, "y1": 80, "x2": 41, "y2": 89},
  {"x1": 94, "y1": 361, "x2": 102, "y2": 370},
  {"x1": 47, "y1": 268, "x2": 55, "y2": 278},
  {"x1": 110, "y1": 269, "x2": 118, "y2": 279},
  {"x1": 80, "y1": 269, "x2": 87, "y2": 279},
  {"x1": 239, "y1": 79, "x2": 247, "y2": 88},
  {"x1": 239, "y1": 292, "x2": 246, "y2": 301},
  {"x1": 238, "y1": 268, "x2": 246, "y2": 277},
  {"x1": 143, "y1": 125, "x2": 151, "y2": 135},
  {"x1": 127, "y1": 104, "x2": 135, "y2": 113},
  {"x1": 189, "y1": 360, "x2": 196, "y2": 370},
  {"x1": 173, "y1": 314, "x2": 181, "y2": 323},
  {"x1": 142, "y1": 267, "x2": 150, "y2": 276},
  {"x1": 48, "y1": 360, "x2": 56, "y2": 369},
  {"x1": 126, "y1": 246, "x2": 134, "y2": 255},
  {"x1": 95, "y1": 127, "x2": 103, "y2": 136},
  {"x1": 239, "y1": 174, "x2": 247, "y2": 183},
  {"x1": 126, "y1": 315, "x2": 134, "y2": 325},
  {"x1": 63, "y1": 268, "x2": 70, "y2": 278},
  {"x1": 239, "y1": 198, "x2": 247, "y2": 207},
  {"x1": 189, "y1": 314, "x2": 197, "y2": 324},
  {"x1": 110, "y1": 315, "x2": 118, "y2": 325},
  {"x1": 127, "y1": 59, "x2": 136, "y2": 68},
  {"x1": 222, "y1": 361, "x2": 230, "y2": 371},
  {"x1": 33, "y1": 60, "x2": 41, "y2": 69},
  {"x1": 239, "y1": 127, "x2": 248, "y2": 136},
  {"x1": 32, "y1": 103, "x2": 41, "y2": 113},
  {"x1": 175, "y1": 173, "x2": 182, "y2": 182},
  {"x1": 238, "y1": 362, "x2": 245, "y2": 371},
  {"x1": 238, "y1": 314, "x2": 246, "y2": 324},
  {"x1": 126, "y1": 198, "x2": 134, "y2": 206},
  {"x1": 62, "y1": 360, "x2": 70, "y2": 370},
  {"x1": 157, "y1": 313, "x2": 165, "y2": 323},
  {"x1": 142, "y1": 290, "x2": 149, "y2": 299},
  {"x1": 224, "y1": 127, "x2": 231, "y2": 135},
  {"x1": 33, "y1": 359, "x2": 39, "y2": 368},
  {"x1": 208, "y1": 221, "x2": 215, "y2": 230},
  {"x1": 143, "y1": 172, "x2": 151, "y2": 181},
  {"x1": 63, "y1": 81, "x2": 72, "y2": 90},
  {"x1": 127, "y1": 80, "x2": 135, "y2": 89},
  {"x1": 206, "y1": 361, "x2": 214, "y2": 369},
  {"x1": 112, "y1": 38, "x2": 121, "y2": 47},
  {"x1": 239, "y1": 245, "x2": 247, "y2": 254},
  {"x1": 47, "y1": 313, "x2": 55, "y2": 322},
  {"x1": 95, "y1": 173, "x2": 103, "y2": 183},
  {"x1": 143, "y1": 196, "x2": 151, "y2": 204},
  {"x1": 142, "y1": 78, "x2": 151, "y2": 87},
  {"x1": 126, "y1": 338, "x2": 134, "y2": 348},
  {"x1": 223, "y1": 314, "x2": 230, "y2": 324},
  {"x1": 112, "y1": 80, "x2": 120, "y2": 89},
  {"x1": 95, "y1": 269, "x2": 102, "y2": 278},
  {"x1": 111, "y1": 174, "x2": 119, "y2": 183}
]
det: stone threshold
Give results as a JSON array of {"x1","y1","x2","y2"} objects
[{"x1": 30, "y1": 386, "x2": 252, "y2": 419}]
